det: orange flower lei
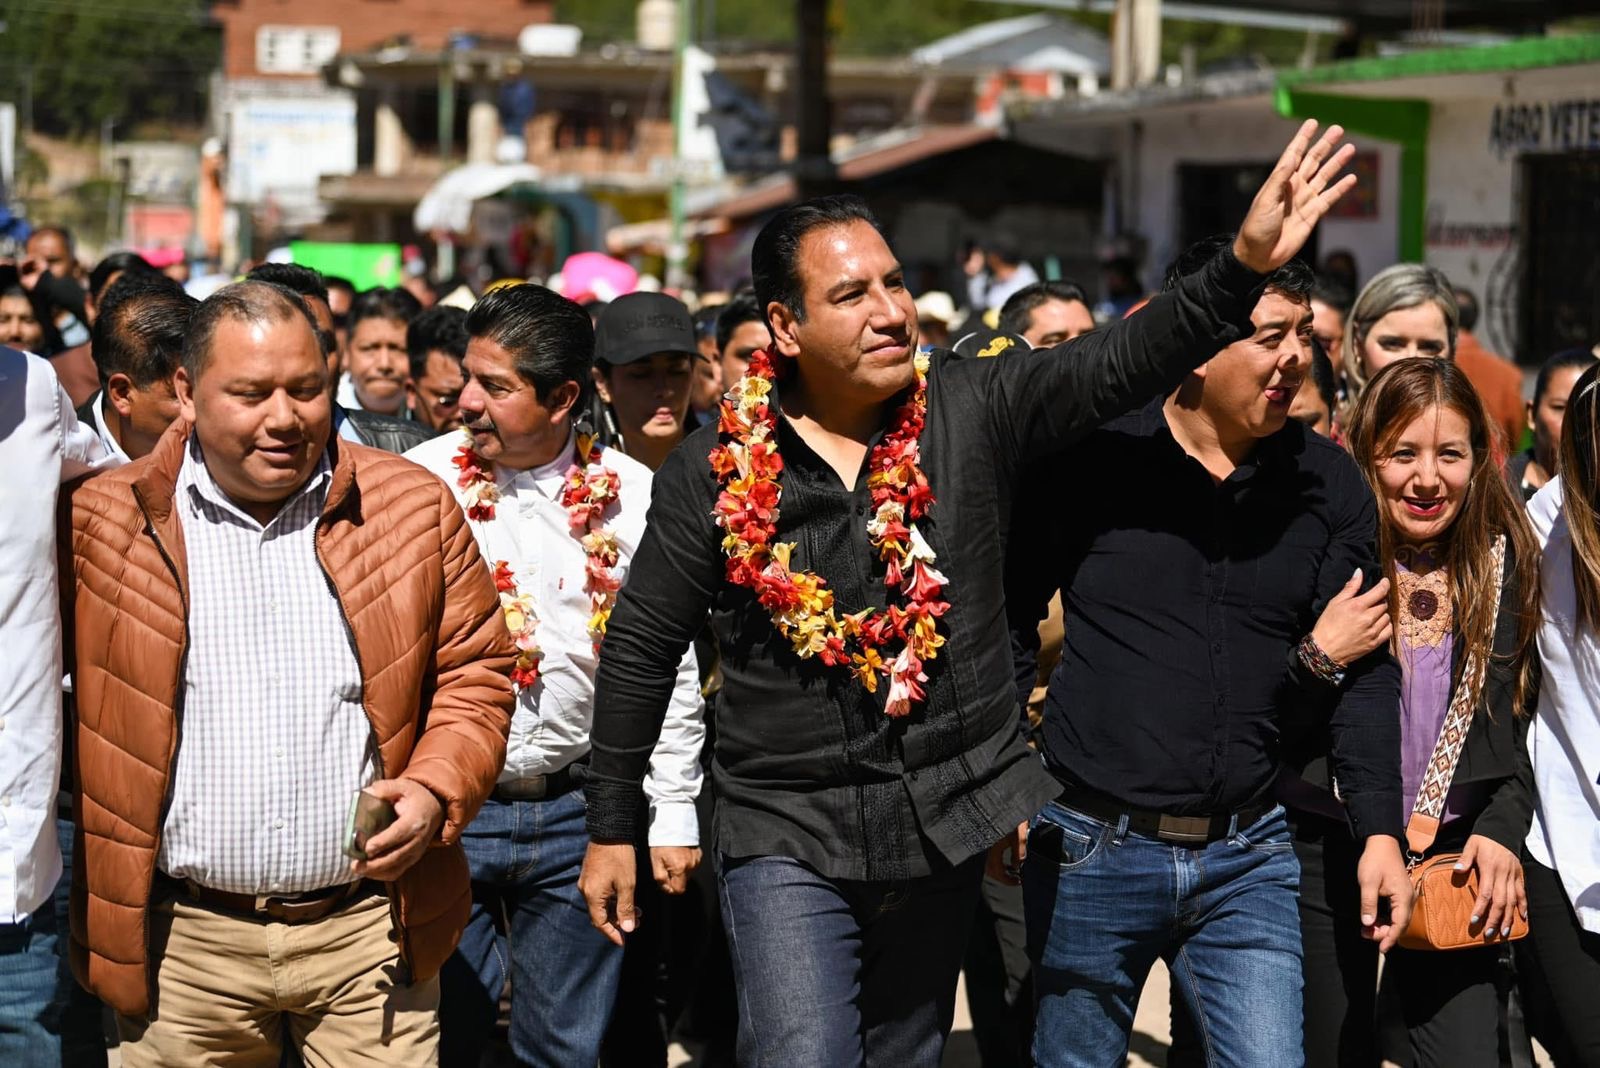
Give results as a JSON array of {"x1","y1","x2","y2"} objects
[
  {"x1": 709, "y1": 349, "x2": 949, "y2": 717},
  {"x1": 454, "y1": 429, "x2": 623, "y2": 688}
]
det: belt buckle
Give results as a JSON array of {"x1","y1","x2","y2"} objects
[
  {"x1": 254, "y1": 885, "x2": 349, "y2": 924},
  {"x1": 1156, "y1": 815, "x2": 1213, "y2": 844},
  {"x1": 516, "y1": 774, "x2": 550, "y2": 800},
  {"x1": 254, "y1": 891, "x2": 313, "y2": 922}
]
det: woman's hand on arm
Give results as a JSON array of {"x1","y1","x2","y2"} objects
[{"x1": 1309, "y1": 568, "x2": 1392, "y2": 669}]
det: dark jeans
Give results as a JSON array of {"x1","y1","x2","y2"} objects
[
  {"x1": 601, "y1": 846, "x2": 668, "y2": 1067},
  {"x1": 1174, "y1": 809, "x2": 1529, "y2": 1068},
  {"x1": 54, "y1": 815, "x2": 107, "y2": 1068},
  {"x1": 1171, "y1": 812, "x2": 1376, "y2": 1068},
  {"x1": 0, "y1": 891, "x2": 64, "y2": 1067},
  {"x1": 661, "y1": 778, "x2": 737, "y2": 1068},
  {"x1": 1517, "y1": 856, "x2": 1600, "y2": 1067},
  {"x1": 1380, "y1": 944, "x2": 1502, "y2": 1068},
  {"x1": 438, "y1": 789, "x2": 622, "y2": 1068},
  {"x1": 1024, "y1": 801, "x2": 1303, "y2": 1068},
  {"x1": 0, "y1": 815, "x2": 107, "y2": 1068},
  {"x1": 963, "y1": 875, "x2": 1033, "y2": 1067},
  {"x1": 717, "y1": 851, "x2": 984, "y2": 1067}
]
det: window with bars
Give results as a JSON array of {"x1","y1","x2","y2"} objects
[
  {"x1": 257, "y1": 26, "x2": 342, "y2": 75},
  {"x1": 1519, "y1": 153, "x2": 1600, "y2": 362}
]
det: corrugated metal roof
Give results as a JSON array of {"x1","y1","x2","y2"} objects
[
  {"x1": 1175, "y1": 0, "x2": 1599, "y2": 25},
  {"x1": 693, "y1": 124, "x2": 1000, "y2": 220},
  {"x1": 911, "y1": 15, "x2": 1111, "y2": 75}
]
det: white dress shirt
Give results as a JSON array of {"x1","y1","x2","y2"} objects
[
  {"x1": 335, "y1": 373, "x2": 361, "y2": 411},
  {"x1": 159, "y1": 440, "x2": 377, "y2": 895},
  {"x1": 0, "y1": 349, "x2": 111, "y2": 922},
  {"x1": 86, "y1": 390, "x2": 132, "y2": 464},
  {"x1": 967, "y1": 261, "x2": 1039, "y2": 315},
  {"x1": 1525, "y1": 478, "x2": 1600, "y2": 932},
  {"x1": 407, "y1": 432, "x2": 704, "y2": 847}
]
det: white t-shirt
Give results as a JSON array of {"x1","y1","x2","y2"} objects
[{"x1": 1526, "y1": 478, "x2": 1600, "y2": 932}]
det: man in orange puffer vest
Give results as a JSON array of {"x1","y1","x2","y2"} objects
[{"x1": 59, "y1": 280, "x2": 515, "y2": 1066}]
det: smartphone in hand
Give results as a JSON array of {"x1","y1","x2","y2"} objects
[{"x1": 342, "y1": 789, "x2": 397, "y2": 861}]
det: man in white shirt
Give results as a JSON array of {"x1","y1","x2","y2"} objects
[
  {"x1": 965, "y1": 238, "x2": 1040, "y2": 317},
  {"x1": 337, "y1": 287, "x2": 421, "y2": 416},
  {"x1": 0, "y1": 346, "x2": 110, "y2": 1065},
  {"x1": 406, "y1": 283, "x2": 704, "y2": 1068},
  {"x1": 76, "y1": 273, "x2": 194, "y2": 463}
]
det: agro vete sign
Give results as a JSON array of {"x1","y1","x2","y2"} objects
[{"x1": 1489, "y1": 98, "x2": 1600, "y2": 158}]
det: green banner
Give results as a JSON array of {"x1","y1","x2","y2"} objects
[{"x1": 288, "y1": 242, "x2": 403, "y2": 291}]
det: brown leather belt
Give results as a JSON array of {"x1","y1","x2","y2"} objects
[
  {"x1": 1057, "y1": 786, "x2": 1274, "y2": 846},
  {"x1": 493, "y1": 756, "x2": 588, "y2": 802},
  {"x1": 158, "y1": 874, "x2": 380, "y2": 925}
]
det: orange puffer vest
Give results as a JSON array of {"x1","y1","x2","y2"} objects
[{"x1": 59, "y1": 421, "x2": 515, "y2": 1016}]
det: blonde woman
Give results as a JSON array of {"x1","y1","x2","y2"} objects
[{"x1": 1339, "y1": 263, "x2": 1458, "y2": 424}]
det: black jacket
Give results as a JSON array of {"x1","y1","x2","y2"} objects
[
  {"x1": 586, "y1": 249, "x2": 1272, "y2": 881},
  {"x1": 340, "y1": 407, "x2": 436, "y2": 454},
  {"x1": 1283, "y1": 544, "x2": 1536, "y2": 854},
  {"x1": 77, "y1": 396, "x2": 437, "y2": 458},
  {"x1": 1009, "y1": 405, "x2": 1402, "y2": 841}
]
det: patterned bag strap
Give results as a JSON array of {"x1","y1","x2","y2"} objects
[{"x1": 1405, "y1": 534, "x2": 1507, "y2": 860}]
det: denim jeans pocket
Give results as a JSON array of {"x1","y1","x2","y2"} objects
[
  {"x1": 1233, "y1": 805, "x2": 1293, "y2": 853},
  {"x1": 1030, "y1": 804, "x2": 1110, "y2": 870}
]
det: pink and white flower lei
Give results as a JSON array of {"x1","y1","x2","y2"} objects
[{"x1": 453, "y1": 429, "x2": 623, "y2": 686}]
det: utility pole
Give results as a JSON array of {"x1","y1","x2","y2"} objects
[
  {"x1": 1110, "y1": 0, "x2": 1162, "y2": 91},
  {"x1": 438, "y1": 60, "x2": 456, "y2": 163},
  {"x1": 667, "y1": 0, "x2": 694, "y2": 291},
  {"x1": 793, "y1": 0, "x2": 835, "y2": 199}
]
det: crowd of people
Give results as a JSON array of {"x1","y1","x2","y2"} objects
[{"x1": 2, "y1": 118, "x2": 1600, "y2": 1068}]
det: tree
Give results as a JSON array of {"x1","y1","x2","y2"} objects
[
  {"x1": 0, "y1": 0, "x2": 220, "y2": 138},
  {"x1": 560, "y1": 0, "x2": 1050, "y2": 53}
]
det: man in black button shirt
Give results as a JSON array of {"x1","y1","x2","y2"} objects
[
  {"x1": 1010, "y1": 235, "x2": 1409, "y2": 1067},
  {"x1": 580, "y1": 122, "x2": 1362, "y2": 1065}
]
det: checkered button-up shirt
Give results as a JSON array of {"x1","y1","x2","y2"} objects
[{"x1": 158, "y1": 438, "x2": 377, "y2": 895}]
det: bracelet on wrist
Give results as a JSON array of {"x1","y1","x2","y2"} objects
[{"x1": 1298, "y1": 634, "x2": 1347, "y2": 685}]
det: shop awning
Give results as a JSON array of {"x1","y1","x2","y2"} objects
[
  {"x1": 689, "y1": 124, "x2": 1001, "y2": 223},
  {"x1": 604, "y1": 216, "x2": 731, "y2": 256},
  {"x1": 413, "y1": 162, "x2": 544, "y2": 235},
  {"x1": 1181, "y1": 0, "x2": 1598, "y2": 27}
]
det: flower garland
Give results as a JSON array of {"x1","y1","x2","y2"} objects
[
  {"x1": 492, "y1": 561, "x2": 543, "y2": 689},
  {"x1": 453, "y1": 429, "x2": 622, "y2": 688},
  {"x1": 709, "y1": 349, "x2": 949, "y2": 717}
]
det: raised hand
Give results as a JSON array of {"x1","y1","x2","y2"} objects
[{"x1": 1234, "y1": 119, "x2": 1359, "y2": 275}]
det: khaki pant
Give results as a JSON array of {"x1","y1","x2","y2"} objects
[{"x1": 117, "y1": 888, "x2": 439, "y2": 1067}]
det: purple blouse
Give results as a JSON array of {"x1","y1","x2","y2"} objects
[{"x1": 1397, "y1": 567, "x2": 1488, "y2": 830}]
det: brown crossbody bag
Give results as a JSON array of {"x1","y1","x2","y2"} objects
[{"x1": 1397, "y1": 535, "x2": 1528, "y2": 951}]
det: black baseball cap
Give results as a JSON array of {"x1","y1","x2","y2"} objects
[
  {"x1": 594, "y1": 292, "x2": 699, "y2": 365},
  {"x1": 951, "y1": 327, "x2": 1032, "y2": 360}
]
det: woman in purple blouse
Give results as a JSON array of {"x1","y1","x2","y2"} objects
[{"x1": 1338, "y1": 357, "x2": 1540, "y2": 1066}]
